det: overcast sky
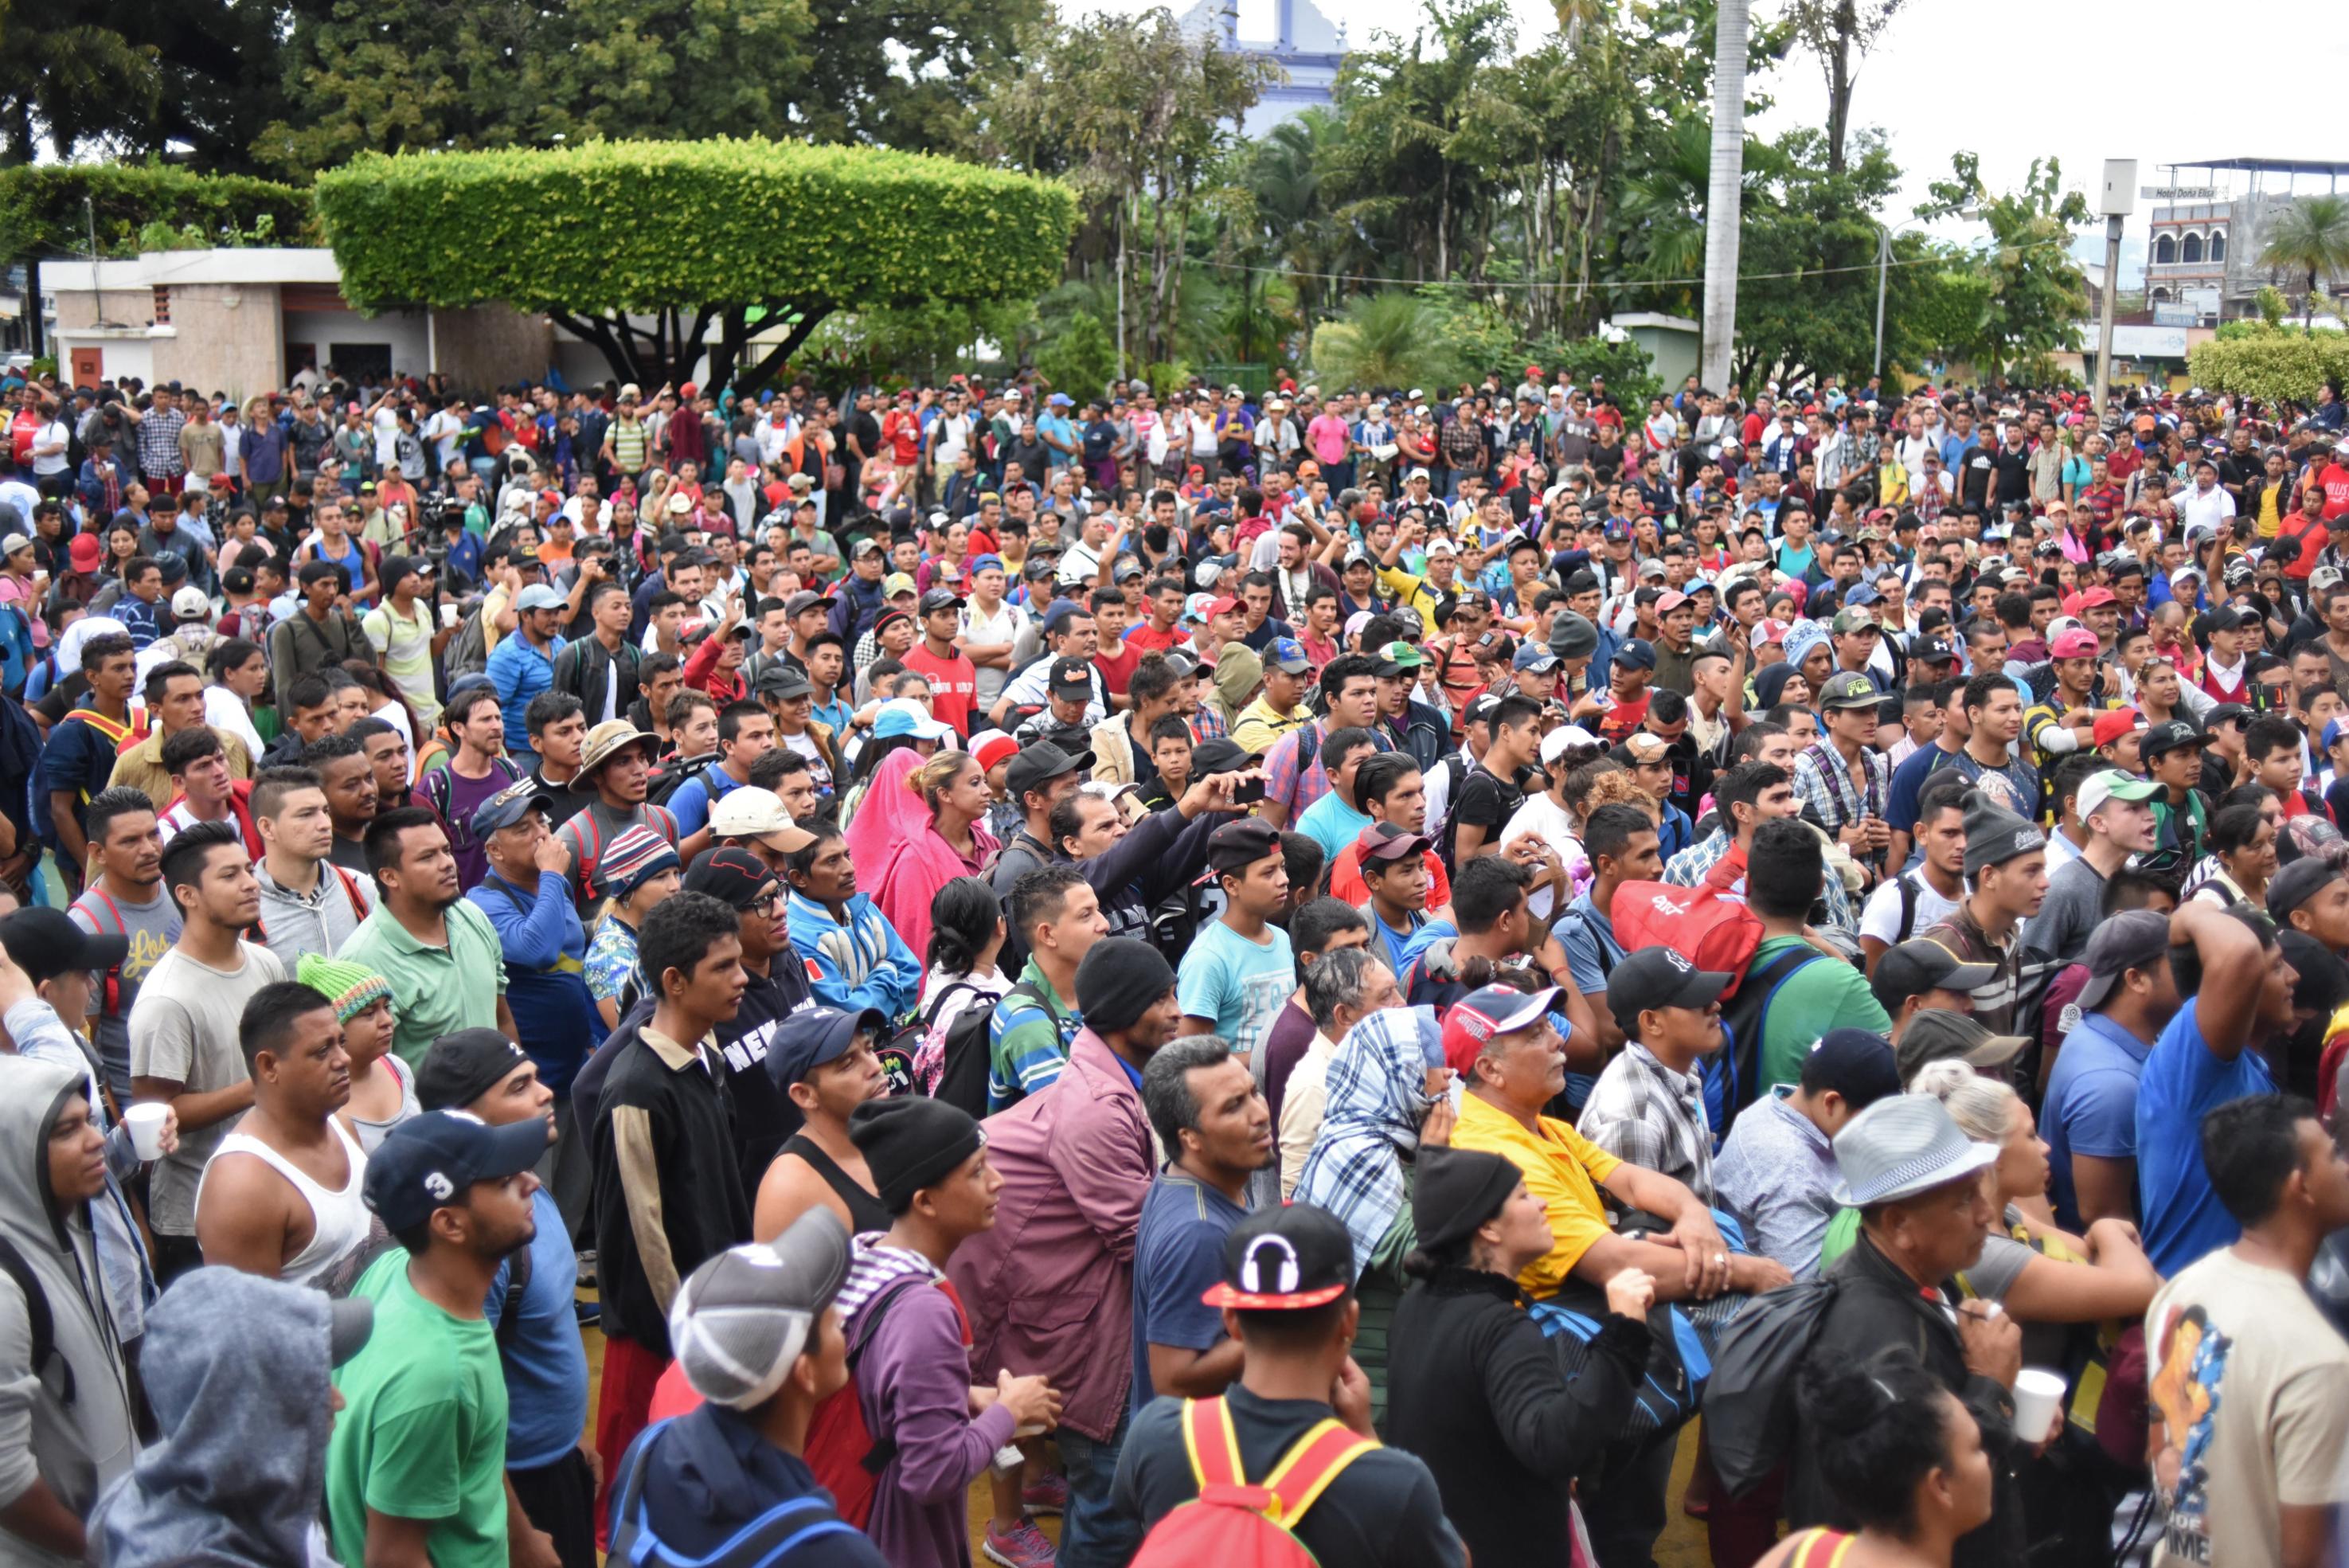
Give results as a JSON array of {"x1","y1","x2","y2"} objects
[{"x1": 1072, "y1": 0, "x2": 2349, "y2": 287}]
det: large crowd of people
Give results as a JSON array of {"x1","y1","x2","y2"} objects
[{"x1": 1, "y1": 357, "x2": 2347, "y2": 1568}]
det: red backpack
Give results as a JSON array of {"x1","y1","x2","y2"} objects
[
  {"x1": 1128, "y1": 1397, "x2": 1378, "y2": 1568},
  {"x1": 1606, "y1": 851, "x2": 1766, "y2": 993},
  {"x1": 803, "y1": 1274, "x2": 967, "y2": 1529}
]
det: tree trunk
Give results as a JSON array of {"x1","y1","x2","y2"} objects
[
  {"x1": 1825, "y1": 0, "x2": 1854, "y2": 176},
  {"x1": 733, "y1": 309, "x2": 832, "y2": 398},
  {"x1": 1436, "y1": 161, "x2": 1452, "y2": 281},
  {"x1": 1699, "y1": 0, "x2": 1749, "y2": 393}
]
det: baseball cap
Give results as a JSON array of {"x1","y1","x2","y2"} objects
[
  {"x1": 363, "y1": 1110, "x2": 548, "y2": 1233},
  {"x1": 414, "y1": 1027, "x2": 533, "y2": 1112},
  {"x1": 1201, "y1": 1203, "x2": 1354, "y2": 1310},
  {"x1": 2140, "y1": 718, "x2": 2203, "y2": 758},
  {"x1": 709, "y1": 788, "x2": 813, "y2": 847},
  {"x1": 1440, "y1": 983, "x2": 1562, "y2": 1076},
  {"x1": 881, "y1": 571, "x2": 918, "y2": 600},
  {"x1": 1830, "y1": 607, "x2": 1878, "y2": 635},
  {"x1": 668, "y1": 1216, "x2": 854, "y2": 1410},
  {"x1": 0, "y1": 908, "x2": 126, "y2": 986},
  {"x1": 2074, "y1": 909, "x2": 2175, "y2": 1013},
  {"x1": 1817, "y1": 671, "x2": 1882, "y2": 710},
  {"x1": 1356, "y1": 822, "x2": 1433, "y2": 865},
  {"x1": 870, "y1": 698, "x2": 954, "y2": 742},
  {"x1": 2076, "y1": 768, "x2": 2159, "y2": 823},
  {"x1": 1512, "y1": 643, "x2": 1560, "y2": 673},
  {"x1": 684, "y1": 846, "x2": 783, "y2": 910},
  {"x1": 1048, "y1": 658, "x2": 1096, "y2": 698},
  {"x1": 767, "y1": 1006, "x2": 889, "y2": 1089},
  {"x1": 1614, "y1": 639, "x2": 1657, "y2": 672},
  {"x1": 752, "y1": 664, "x2": 813, "y2": 700},
  {"x1": 782, "y1": 589, "x2": 834, "y2": 619},
  {"x1": 916, "y1": 587, "x2": 964, "y2": 616},
  {"x1": 2050, "y1": 627, "x2": 2098, "y2": 659},
  {"x1": 1004, "y1": 741, "x2": 1092, "y2": 801},
  {"x1": 1895, "y1": 1010, "x2": 2030, "y2": 1082},
  {"x1": 1266, "y1": 637, "x2": 1312, "y2": 675},
  {"x1": 514, "y1": 584, "x2": 566, "y2": 612},
  {"x1": 1539, "y1": 723, "x2": 1601, "y2": 764},
  {"x1": 1800, "y1": 1029, "x2": 1903, "y2": 1109},
  {"x1": 1377, "y1": 640, "x2": 1427, "y2": 674},
  {"x1": 1655, "y1": 591, "x2": 1691, "y2": 617},
  {"x1": 1204, "y1": 593, "x2": 1244, "y2": 622},
  {"x1": 1869, "y1": 938, "x2": 1997, "y2": 1016},
  {"x1": 1749, "y1": 619, "x2": 1790, "y2": 651},
  {"x1": 468, "y1": 779, "x2": 555, "y2": 839},
  {"x1": 1205, "y1": 818, "x2": 1284, "y2": 875},
  {"x1": 2066, "y1": 585, "x2": 2118, "y2": 613},
  {"x1": 1604, "y1": 948, "x2": 1730, "y2": 1034},
  {"x1": 66, "y1": 534, "x2": 102, "y2": 573},
  {"x1": 170, "y1": 585, "x2": 211, "y2": 619},
  {"x1": 1425, "y1": 538, "x2": 1458, "y2": 557},
  {"x1": 2203, "y1": 702, "x2": 2252, "y2": 732},
  {"x1": 966, "y1": 729, "x2": 1021, "y2": 774},
  {"x1": 2269, "y1": 857, "x2": 2347, "y2": 924},
  {"x1": 2090, "y1": 708, "x2": 2144, "y2": 749},
  {"x1": 1909, "y1": 635, "x2": 1957, "y2": 665}
]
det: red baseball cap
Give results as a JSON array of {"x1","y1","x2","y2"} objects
[
  {"x1": 2092, "y1": 708, "x2": 2144, "y2": 748},
  {"x1": 2062, "y1": 586, "x2": 2117, "y2": 616},
  {"x1": 2050, "y1": 627, "x2": 2100, "y2": 659},
  {"x1": 1440, "y1": 983, "x2": 1562, "y2": 1076},
  {"x1": 1205, "y1": 594, "x2": 1243, "y2": 621}
]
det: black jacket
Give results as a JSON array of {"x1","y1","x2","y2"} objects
[
  {"x1": 588, "y1": 1009, "x2": 752, "y2": 1357},
  {"x1": 1789, "y1": 1232, "x2": 2024, "y2": 1568},
  {"x1": 1386, "y1": 1268, "x2": 1647, "y2": 1568},
  {"x1": 551, "y1": 632, "x2": 642, "y2": 725}
]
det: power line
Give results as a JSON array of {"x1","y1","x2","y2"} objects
[{"x1": 1195, "y1": 231, "x2": 2077, "y2": 292}]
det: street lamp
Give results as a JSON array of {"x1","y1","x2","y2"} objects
[{"x1": 2093, "y1": 161, "x2": 2136, "y2": 424}]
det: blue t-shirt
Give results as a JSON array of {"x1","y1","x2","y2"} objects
[
  {"x1": 1132, "y1": 1172, "x2": 1248, "y2": 1406},
  {"x1": 2136, "y1": 998, "x2": 2277, "y2": 1275},
  {"x1": 1365, "y1": 905, "x2": 1425, "y2": 980},
  {"x1": 1557, "y1": 891, "x2": 1624, "y2": 996},
  {"x1": 667, "y1": 764, "x2": 750, "y2": 838},
  {"x1": 1296, "y1": 791, "x2": 1372, "y2": 862},
  {"x1": 1886, "y1": 742, "x2": 1960, "y2": 843},
  {"x1": 1176, "y1": 919, "x2": 1296, "y2": 1064},
  {"x1": 2042, "y1": 1011, "x2": 2152, "y2": 1231},
  {"x1": 483, "y1": 1186, "x2": 592, "y2": 1469}
]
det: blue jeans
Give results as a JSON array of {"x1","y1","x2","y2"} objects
[{"x1": 1055, "y1": 1407, "x2": 1141, "y2": 1568}]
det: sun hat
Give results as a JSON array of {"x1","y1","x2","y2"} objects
[{"x1": 1829, "y1": 1095, "x2": 2002, "y2": 1207}]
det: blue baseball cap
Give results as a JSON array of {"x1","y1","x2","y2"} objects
[
  {"x1": 1614, "y1": 639, "x2": 1657, "y2": 671},
  {"x1": 1603, "y1": 519, "x2": 1633, "y2": 542},
  {"x1": 968, "y1": 553, "x2": 1005, "y2": 577},
  {"x1": 1512, "y1": 643, "x2": 1560, "y2": 673},
  {"x1": 363, "y1": 1110, "x2": 547, "y2": 1233},
  {"x1": 767, "y1": 1006, "x2": 889, "y2": 1089},
  {"x1": 469, "y1": 780, "x2": 555, "y2": 839},
  {"x1": 1267, "y1": 637, "x2": 1311, "y2": 675}
]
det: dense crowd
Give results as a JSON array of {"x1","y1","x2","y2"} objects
[{"x1": 1, "y1": 357, "x2": 2347, "y2": 1568}]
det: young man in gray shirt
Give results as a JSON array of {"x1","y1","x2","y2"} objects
[{"x1": 2027, "y1": 768, "x2": 2159, "y2": 968}]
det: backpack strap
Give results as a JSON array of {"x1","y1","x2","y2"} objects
[
  {"x1": 1257, "y1": 1418, "x2": 1379, "y2": 1529},
  {"x1": 1181, "y1": 1397, "x2": 1246, "y2": 1491},
  {"x1": 0, "y1": 1235, "x2": 64, "y2": 1407},
  {"x1": 494, "y1": 1241, "x2": 532, "y2": 1352},
  {"x1": 1793, "y1": 1527, "x2": 1858, "y2": 1568},
  {"x1": 1894, "y1": 873, "x2": 1921, "y2": 945}
]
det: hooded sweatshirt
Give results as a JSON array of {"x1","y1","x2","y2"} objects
[
  {"x1": 88, "y1": 1268, "x2": 337, "y2": 1568},
  {"x1": 0, "y1": 1055, "x2": 138, "y2": 1564}
]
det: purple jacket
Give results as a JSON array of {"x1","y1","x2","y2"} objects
[
  {"x1": 947, "y1": 1027, "x2": 1154, "y2": 1441},
  {"x1": 858, "y1": 1281, "x2": 1018, "y2": 1568}
]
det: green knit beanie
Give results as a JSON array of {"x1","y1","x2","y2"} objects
[{"x1": 297, "y1": 953, "x2": 394, "y2": 1024}]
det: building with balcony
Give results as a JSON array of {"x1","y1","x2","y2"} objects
[
  {"x1": 2144, "y1": 158, "x2": 2349, "y2": 323},
  {"x1": 1177, "y1": 0, "x2": 1349, "y2": 135}
]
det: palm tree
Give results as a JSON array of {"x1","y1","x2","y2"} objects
[
  {"x1": 1700, "y1": 0, "x2": 1749, "y2": 391},
  {"x1": 2261, "y1": 195, "x2": 2349, "y2": 331}
]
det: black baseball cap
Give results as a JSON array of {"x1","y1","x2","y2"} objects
[
  {"x1": 767, "y1": 1006, "x2": 888, "y2": 1089},
  {"x1": 1356, "y1": 822, "x2": 1432, "y2": 864},
  {"x1": 1004, "y1": 741, "x2": 1091, "y2": 801},
  {"x1": 1869, "y1": 938, "x2": 1997, "y2": 1016},
  {"x1": 2075, "y1": 909, "x2": 2172, "y2": 1012},
  {"x1": 754, "y1": 664, "x2": 813, "y2": 700},
  {"x1": 1048, "y1": 659, "x2": 1094, "y2": 698},
  {"x1": 1606, "y1": 947, "x2": 1731, "y2": 1032},
  {"x1": 1798, "y1": 1029, "x2": 1902, "y2": 1109},
  {"x1": 362, "y1": 1110, "x2": 547, "y2": 1232},
  {"x1": 416, "y1": 1028, "x2": 533, "y2": 1111},
  {"x1": 2270, "y1": 858, "x2": 2347, "y2": 924},
  {"x1": 917, "y1": 588, "x2": 964, "y2": 615},
  {"x1": 2140, "y1": 718, "x2": 2204, "y2": 758},
  {"x1": 1205, "y1": 817, "x2": 1284, "y2": 874},
  {"x1": 0, "y1": 909, "x2": 126, "y2": 987},
  {"x1": 1615, "y1": 638, "x2": 1657, "y2": 672},
  {"x1": 1201, "y1": 1202, "x2": 1353, "y2": 1309},
  {"x1": 683, "y1": 847, "x2": 781, "y2": 910}
]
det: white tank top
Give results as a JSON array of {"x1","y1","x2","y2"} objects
[{"x1": 198, "y1": 1117, "x2": 373, "y2": 1288}]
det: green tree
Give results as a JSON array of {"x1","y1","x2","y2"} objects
[
  {"x1": 0, "y1": 0, "x2": 287, "y2": 172},
  {"x1": 314, "y1": 139, "x2": 1074, "y2": 394},
  {"x1": 1917, "y1": 151, "x2": 2090, "y2": 380},
  {"x1": 2259, "y1": 195, "x2": 2349, "y2": 332},
  {"x1": 1780, "y1": 0, "x2": 1905, "y2": 177}
]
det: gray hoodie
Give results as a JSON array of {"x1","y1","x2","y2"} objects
[
  {"x1": 89, "y1": 1269, "x2": 338, "y2": 1568},
  {"x1": 0, "y1": 1055, "x2": 137, "y2": 1565}
]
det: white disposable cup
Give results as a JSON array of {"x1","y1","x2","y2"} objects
[
  {"x1": 125, "y1": 1102, "x2": 170, "y2": 1161},
  {"x1": 2011, "y1": 1367, "x2": 2066, "y2": 1443},
  {"x1": 441, "y1": 602, "x2": 459, "y2": 628}
]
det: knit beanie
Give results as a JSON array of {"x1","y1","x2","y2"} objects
[
  {"x1": 1074, "y1": 938, "x2": 1178, "y2": 1038},
  {"x1": 599, "y1": 823, "x2": 683, "y2": 903},
  {"x1": 850, "y1": 1097, "x2": 984, "y2": 1214},
  {"x1": 296, "y1": 953, "x2": 393, "y2": 1025},
  {"x1": 1960, "y1": 788, "x2": 2045, "y2": 881},
  {"x1": 1411, "y1": 1148, "x2": 1524, "y2": 1258}
]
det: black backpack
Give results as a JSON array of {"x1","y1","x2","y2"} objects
[
  {"x1": 928, "y1": 980, "x2": 1049, "y2": 1119},
  {"x1": 1698, "y1": 1277, "x2": 1842, "y2": 1497},
  {"x1": 647, "y1": 751, "x2": 721, "y2": 809},
  {"x1": 1717, "y1": 944, "x2": 1823, "y2": 1125}
]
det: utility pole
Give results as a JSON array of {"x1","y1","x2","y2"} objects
[
  {"x1": 1873, "y1": 224, "x2": 1890, "y2": 379},
  {"x1": 2093, "y1": 160, "x2": 2136, "y2": 424},
  {"x1": 1698, "y1": 0, "x2": 1749, "y2": 394}
]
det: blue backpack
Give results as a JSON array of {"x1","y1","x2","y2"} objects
[{"x1": 608, "y1": 1417, "x2": 864, "y2": 1566}]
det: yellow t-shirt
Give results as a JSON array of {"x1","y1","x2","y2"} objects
[{"x1": 1452, "y1": 1090, "x2": 1622, "y2": 1299}]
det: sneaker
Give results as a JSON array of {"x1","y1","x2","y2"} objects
[
  {"x1": 1022, "y1": 1471, "x2": 1069, "y2": 1517},
  {"x1": 981, "y1": 1518, "x2": 1057, "y2": 1568}
]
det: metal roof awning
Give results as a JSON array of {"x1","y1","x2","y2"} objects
[{"x1": 2175, "y1": 158, "x2": 2349, "y2": 177}]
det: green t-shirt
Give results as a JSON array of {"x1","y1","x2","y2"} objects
[
  {"x1": 1753, "y1": 935, "x2": 1894, "y2": 1093},
  {"x1": 326, "y1": 1248, "x2": 510, "y2": 1568}
]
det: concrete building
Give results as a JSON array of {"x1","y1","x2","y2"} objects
[
  {"x1": 1178, "y1": 0, "x2": 1348, "y2": 135},
  {"x1": 2144, "y1": 158, "x2": 2349, "y2": 323},
  {"x1": 43, "y1": 248, "x2": 552, "y2": 399}
]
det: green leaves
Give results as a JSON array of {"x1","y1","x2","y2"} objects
[
  {"x1": 2189, "y1": 328, "x2": 2349, "y2": 405},
  {"x1": 0, "y1": 162, "x2": 311, "y2": 264}
]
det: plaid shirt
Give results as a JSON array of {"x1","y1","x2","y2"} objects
[
  {"x1": 137, "y1": 408, "x2": 186, "y2": 479},
  {"x1": 1661, "y1": 827, "x2": 1858, "y2": 936},
  {"x1": 1576, "y1": 1042, "x2": 1715, "y2": 1202},
  {"x1": 1263, "y1": 719, "x2": 1332, "y2": 820},
  {"x1": 1790, "y1": 740, "x2": 1888, "y2": 841},
  {"x1": 1190, "y1": 702, "x2": 1227, "y2": 742}
]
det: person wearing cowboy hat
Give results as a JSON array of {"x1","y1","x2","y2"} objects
[{"x1": 552, "y1": 720, "x2": 680, "y2": 909}]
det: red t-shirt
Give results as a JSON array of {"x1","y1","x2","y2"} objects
[
  {"x1": 2105, "y1": 444, "x2": 2141, "y2": 483},
  {"x1": 2320, "y1": 463, "x2": 2349, "y2": 521},
  {"x1": 902, "y1": 643, "x2": 979, "y2": 735},
  {"x1": 1123, "y1": 622, "x2": 1190, "y2": 659},
  {"x1": 882, "y1": 410, "x2": 921, "y2": 465},
  {"x1": 1094, "y1": 641, "x2": 1140, "y2": 697}
]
